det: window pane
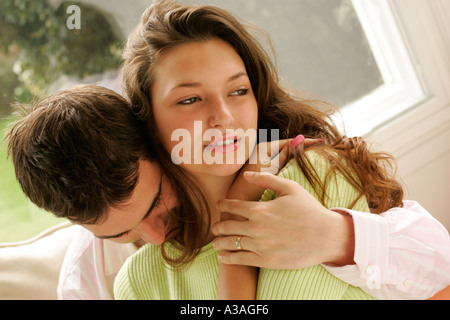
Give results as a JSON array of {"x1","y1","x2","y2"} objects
[
  {"x1": 191, "y1": 0, "x2": 384, "y2": 107},
  {"x1": 66, "y1": 0, "x2": 384, "y2": 108}
]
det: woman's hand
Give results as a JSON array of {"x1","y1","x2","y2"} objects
[
  {"x1": 243, "y1": 135, "x2": 319, "y2": 176},
  {"x1": 212, "y1": 171, "x2": 355, "y2": 269}
]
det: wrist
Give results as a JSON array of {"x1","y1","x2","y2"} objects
[{"x1": 324, "y1": 210, "x2": 355, "y2": 266}]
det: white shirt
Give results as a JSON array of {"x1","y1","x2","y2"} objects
[
  {"x1": 57, "y1": 226, "x2": 138, "y2": 300},
  {"x1": 324, "y1": 200, "x2": 450, "y2": 299},
  {"x1": 57, "y1": 201, "x2": 450, "y2": 300}
]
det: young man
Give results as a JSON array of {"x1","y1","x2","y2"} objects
[
  {"x1": 5, "y1": 84, "x2": 449, "y2": 299},
  {"x1": 5, "y1": 84, "x2": 177, "y2": 299}
]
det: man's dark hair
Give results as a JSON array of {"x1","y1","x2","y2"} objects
[{"x1": 5, "y1": 84, "x2": 154, "y2": 224}]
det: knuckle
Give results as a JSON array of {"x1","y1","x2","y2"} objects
[
  {"x1": 227, "y1": 252, "x2": 246, "y2": 265},
  {"x1": 215, "y1": 222, "x2": 228, "y2": 235},
  {"x1": 220, "y1": 199, "x2": 237, "y2": 212},
  {"x1": 219, "y1": 221, "x2": 240, "y2": 236},
  {"x1": 222, "y1": 222, "x2": 236, "y2": 235},
  {"x1": 213, "y1": 222, "x2": 226, "y2": 236},
  {"x1": 248, "y1": 203, "x2": 266, "y2": 216},
  {"x1": 218, "y1": 252, "x2": 230, "y2": 264},
  {"x1": 212, "y1": 237, "x2": 222, "y2": 250},
  {"x1": 227, "y1": 236, "x2": 237, "y2": 249}
]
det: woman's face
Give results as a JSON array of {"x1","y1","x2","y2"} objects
[{"x1": 151, "y1": 38, "x2": 258, "y2": 179}]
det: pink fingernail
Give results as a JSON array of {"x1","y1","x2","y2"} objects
[{"x1": 290, "y1": 135, "x2": 305, "y2": 147}]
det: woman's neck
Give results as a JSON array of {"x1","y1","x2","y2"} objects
[{"x1": 190, "y1": 172, "x2": 237, "y2": 244}]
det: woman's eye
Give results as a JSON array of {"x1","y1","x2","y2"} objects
[
  {"x1": 230, "y1": 88, "x2": 249, "y2": 96},
  {"x1": 177, "y1": 97, "x2": 201, "y2": 105}
]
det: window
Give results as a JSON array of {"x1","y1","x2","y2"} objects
[
  {"x1": 340, "y1": 0, "x2": 426, "y2": 136},
  {"x1": 192, "y1": 0, "x2": 426, "y2": 136}
]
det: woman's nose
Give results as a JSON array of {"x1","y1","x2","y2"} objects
[{"x1": 207, "y1": 96, "x2": 234, "y2": 128}]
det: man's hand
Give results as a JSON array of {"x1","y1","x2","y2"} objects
[
  {"x1": 212, "y1": 171, "x2": 355, "y2": 269},
  {"x1": 226, "y1": 135, "x2": 321, "y2": 203}
]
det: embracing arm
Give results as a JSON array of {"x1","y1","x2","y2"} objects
[
  {"x1": 324, "y1": 200, "x2": 450, "y2": 299},
  {"x1": 213, "y1": 168, "x2": 450, "y2": 300}
]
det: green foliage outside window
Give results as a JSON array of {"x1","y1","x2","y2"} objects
[
  {"x1": 0, "y1": 0, "x2": 123, "y2": 114},
  {"x1": 0, "y1": 0, "x2": 123, "y2": 242}
]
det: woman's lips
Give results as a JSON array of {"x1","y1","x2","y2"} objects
[{"x1": 204, "y1": 135, "x2": 241, "y2": 154}]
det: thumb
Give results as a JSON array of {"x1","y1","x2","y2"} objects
[{"x1": 242, "y1": 171, "x2": 296, "y2": 197}]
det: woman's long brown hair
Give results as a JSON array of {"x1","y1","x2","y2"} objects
[{"x1": 121, "y1": 0, "x2": 403, "y2": 267}]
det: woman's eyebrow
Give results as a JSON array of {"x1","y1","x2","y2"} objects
[
  {"x1": 228, "y1": 71, "x2": 248, "y2": 82},
  {"x1": 95, "y1": 177, "x2": 163, "y2": 240},
  {"x1": 170, "y1": 71, "x2": 248, "y2": 91}
]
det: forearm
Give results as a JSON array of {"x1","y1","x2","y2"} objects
[
  {"x1": 218, "y1": 263, "x2": 258, "y2": 300},
  {"x1": 217, "y1": 170, "x2": 265, "y2": 300},
  {"x1": 324, "y1": 201, "x2": 450, "y2": 299}
]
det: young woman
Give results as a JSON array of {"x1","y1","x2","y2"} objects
[{"x1": 113, "y1": 1, "x2": 413, "y2": 300}]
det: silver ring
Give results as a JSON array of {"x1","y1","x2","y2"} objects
[{"x1": 235, "y1": 236, "x2": 242, "y2": 250}]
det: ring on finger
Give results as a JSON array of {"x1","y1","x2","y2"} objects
[{"x1": 235, "y1": 236, "x2": 242, "y2": 250}]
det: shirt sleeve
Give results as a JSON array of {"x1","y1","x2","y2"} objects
[
  {"x1": 57, "y1": 226, "x2": 138, "y2": 300},
  {"x1": 323, "y1": 200, "x2": 450, "y2": 299},
  {"x1": 57, "y1": 226, "x2": 104, "y2": 300}
]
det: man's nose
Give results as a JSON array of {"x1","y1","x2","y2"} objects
[{"x1": 134, "y1": 212, "x2": 166, "y2": 245}]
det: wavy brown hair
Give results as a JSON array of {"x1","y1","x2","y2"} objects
[{"x1": 121, "y1": 0, "x2": 403, "y2": 267}]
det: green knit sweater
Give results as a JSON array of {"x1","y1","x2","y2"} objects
[{"x1": 114, "y1": 151, "x2": 377, "y2": 300}]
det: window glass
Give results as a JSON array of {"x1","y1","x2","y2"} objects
[{"x1": 200, "y1": 0, "x2": 384, "y2": 108}]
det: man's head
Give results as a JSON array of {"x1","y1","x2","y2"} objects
[{"x1": 5, "y1": 84, "x2": 175, "y2": 243}]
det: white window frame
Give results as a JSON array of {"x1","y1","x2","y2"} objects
[{"x1": 334, "y1": 0, "x2": 427, "y2": 137}]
